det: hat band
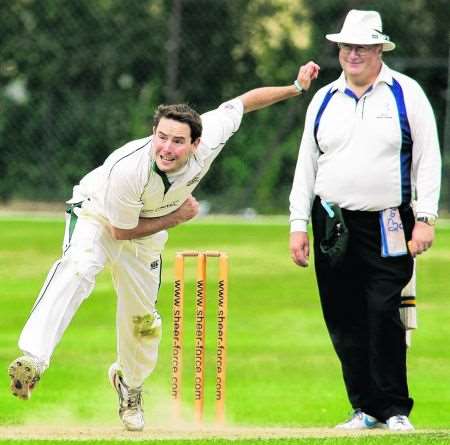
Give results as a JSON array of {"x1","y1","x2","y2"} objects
[{"x1": 327, "y1": 29, "x2": 389, "y2": 45}]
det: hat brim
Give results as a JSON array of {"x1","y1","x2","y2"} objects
[{"x1": 326, "y1": 33, "x2": 395, "y2": 51}]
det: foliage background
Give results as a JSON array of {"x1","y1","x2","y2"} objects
[{"x1": 0, "y1": 0, "x2": 449, "y2": 213}]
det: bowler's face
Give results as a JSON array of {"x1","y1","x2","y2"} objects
[
  {"x1": 153, "y1": 118, "x2": 199, "y2": 173},
  {"x1": 338, "y1": 44, "x2": 382, "y2": 85}
]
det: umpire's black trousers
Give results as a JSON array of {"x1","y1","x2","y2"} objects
[{"x1": 311, "y1": 197, "x2": 414, "y2": 421}]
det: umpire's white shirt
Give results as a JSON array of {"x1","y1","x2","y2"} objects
[
  {"x1": 289, "y1": 63, "x2": 441, "y2": 232},
  {"x1": 73, "y1": 98, "x2": 243, "y2": 230}
]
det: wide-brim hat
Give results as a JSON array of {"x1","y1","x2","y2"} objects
[{"x1": 326, "y1": 9, "x2": 395, "y2": 52}]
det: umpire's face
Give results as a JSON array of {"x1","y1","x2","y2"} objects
[
  {"x1": 153, "y1": 118, "x2": 200, "y2": 173},
  {"x1": 339, "y1": 43, "x2": 383, "y2": 85}
]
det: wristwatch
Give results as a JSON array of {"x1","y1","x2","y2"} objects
[
  {"x1": 416, "y1": 216, "x2": 436, "y2": 226},
  {"x1": 293, "y1": 79, "x2": 303, "y2": 94}
]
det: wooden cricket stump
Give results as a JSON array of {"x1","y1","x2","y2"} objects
[{"x1": 171, "y1": 250, "x2": 229, "y2": 425}]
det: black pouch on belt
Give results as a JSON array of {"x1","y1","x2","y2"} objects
[{"x1": 319, "y1": 201, "x2": 349, "y2": 268}]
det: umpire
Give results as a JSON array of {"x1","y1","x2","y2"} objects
[{"x1": 289, "y1": 10, "x2": 441, "y2": 431}]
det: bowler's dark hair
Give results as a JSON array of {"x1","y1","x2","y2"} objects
[{"x1": 153, "y1": 104, "x2": 202, "y2": 142}]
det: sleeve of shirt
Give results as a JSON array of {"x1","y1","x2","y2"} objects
[
  {"x1": 289, "y1": 94, "x2": 322, "y2": 233},
  {"x1": 407, "y1": 81, "x2": 442, "y2": 217},
  {"x1": 104, "y1": 162, "x2": 144, "y2": 229},
  {"x1": 198, "y1": 98, "x2": 244, "y2": 160}
]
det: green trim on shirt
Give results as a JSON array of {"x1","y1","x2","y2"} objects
[
  {"x1": 152, "y1": 161, "x2": 171, "y2": 195},
  {"x1": 65, "y1": 201, "x2": 83, "y2": 242}
]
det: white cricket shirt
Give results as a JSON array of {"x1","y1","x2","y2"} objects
[
  {"x1": 289, "y1": 63, "x2": 441, "y2": 232},
  {"x1": 73, "y1": 98, "x2": 244, "y2": 229}
]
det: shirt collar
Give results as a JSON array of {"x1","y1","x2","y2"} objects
[
  {"x1": 150, "y1": 148, "x2": 203, "y2": 192},
  {"x1": 330, "y1": 62, "x2": 394, "y2": 93}
]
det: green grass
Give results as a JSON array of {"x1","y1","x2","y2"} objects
[
  {"x1": 0, "y1": 215, "x2": 449, "y2": 444},
  {"x1": 2, "y1": 436, "x2": 450, "y2": 445}
]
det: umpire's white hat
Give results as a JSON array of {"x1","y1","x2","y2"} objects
[{"x1": 326, "y1": 9, "x2": 395, "y2": 51}]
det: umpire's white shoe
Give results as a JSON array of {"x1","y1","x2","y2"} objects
[
  {"x1": 335, "y1": 409, "x2": 383, "y2": 429},
  {"x1": 109, "y1": 363, "x2": 144, "y2": 431},
  {"x1": 386, "y1": 415, "x2": 414, "y2": 431},
  {"x1": 8, "y1": 355, "x2": 43, "y2": 400}
]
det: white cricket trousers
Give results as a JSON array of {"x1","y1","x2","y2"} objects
[{"x1": 18, "y1": 207, "x2": 168, "y2": 388}]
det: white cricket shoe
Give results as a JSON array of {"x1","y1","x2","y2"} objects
[
  {"x1": 335, "y1": 409, "x2": 383, "y2": 429},
  {"x1": 109, "y1": 363, "x2": 144, "y2": 431},
  {"x1": 8, "y1": 355, "x2": 43, "y2": 400},
  {"x1": 386, "y1": 415, "x2": 414, "y2": 431}
]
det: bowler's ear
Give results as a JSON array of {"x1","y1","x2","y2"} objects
[{"x1": 192, "y1": 137, "x2": 201, "y2": 151}]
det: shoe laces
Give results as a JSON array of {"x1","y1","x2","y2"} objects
[
  {"x1": 116, "y1": 374, "x2": 143, "y2": 413},
  {"x1": 351, "y1": 409, "x2": 364, "y2": 420},
  {"x1": 125, "y1": 387, "x2": 143, "y2": 412},
  {"x1": 393, "y1": 415, "x2": 407, "y2": 424}
]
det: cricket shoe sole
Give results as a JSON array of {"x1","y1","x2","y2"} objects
[{"x1": 8, "y1": 356, "x2": 41, "y2": 400}]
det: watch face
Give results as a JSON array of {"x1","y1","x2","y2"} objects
[{"x1": 418, "y1": 216, "x2": 436, "y2": 226}]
